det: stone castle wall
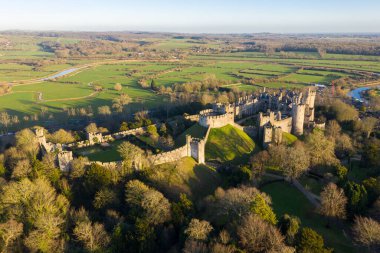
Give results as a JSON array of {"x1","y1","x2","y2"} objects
[
  {"x1": 263, "y1": 126, "x2": 283, "y2": 148},
  {"x1": 259, "y1": 112, "x2": 292, "y2": 135},
  {"x1": 199, "y1": 112, "x2": 234, "y2": 128},
  {"x1": 184, "y1": 114, "x2": 200, "y2": 122},
  {"x1": 151, "y1": 145, "x2": 189, "y2": 165},
  {"x1": 151, "y1": 126, "x2": 210, "y2": 165},
  {"x1": 86, "y1": 161, "x2": 122, "y2": 169},
  {"x1": 67, "y1": 125, "x2": 151, "y2": 149},
  {"x1": 87, "y1": 132, "x2": 103, "y2": 145},
  {"x1": 234, "y1": 96, "x2": 261, "y2": 119}
]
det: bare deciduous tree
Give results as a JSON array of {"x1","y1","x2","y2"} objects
[
  {"x1": 352, "y1": 216, "x2": 380, "y2": 252},
  {"x1": 0, "y1": 219, "x2": 23, "y2": 253},
  {"x1": 237, "y1": 214, "x2": 287, "y2": 253},
  {"x1": 325, "y1": 120, "x2": 341, "y2": 138},
  {"x1": 74, "y1": 221, "x2": 110, "y2": 252},
  {"x1": 283, "y1": 144, "x2": 310, "y2": 180},
  {"x1": 320, "y1": 183, "x2": 347, "y2": 220},
  {"x1": 15, "y1": 129, "x2": 40, "y2": 158},
  {"x1": 114, "y1": 83, "x2": 122, "y2": 91},
  {"x1": 118, "y1": 141, "x2": 145, "y2": 169},
  {"x1": 184, "y1": 219, "x2": 213, "y2": 241},
  {"x1": 306, "y1": 130, "x2": 339, "y2": 167}
]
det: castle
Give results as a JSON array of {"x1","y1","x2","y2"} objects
[
  {"x1": 256, "y1": 87, "x2": 316, "y2": 147},
  {"x1": 191, "y1": 87, "x2": 317, "y2": 147},
  {"x1": 32, "y1": 87, "x2": 318, "y2": 171}
]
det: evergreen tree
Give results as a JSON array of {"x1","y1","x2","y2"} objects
[
  {"x1": 297, "y1": 228, "x2": 332, "y2": 253},
  {"x1": 344, "y1": 181, "x2": 368, "y2": 216}
]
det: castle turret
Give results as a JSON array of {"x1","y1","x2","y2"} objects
[
  {"x1": 292, "y1": 103, "x2": 305, "y2": 136},
  {"x1": 57, "y1": 151, "x2": 73, "y2": 172},
  {"x1": 34, "y1": 127, "x2": 47, "y2": 147},
  {"x1": 87, "y1": 132, "x2": 103, "y2": 145},
  {"x1": 276, "y1": 111, "x2": 282, "y2": 121},
  {"x1": 305, "y1": 87, "x2": 316, "y2": 122},
  {"x1": 186, "y1": 135, "x2": 205, "y2": 164}
]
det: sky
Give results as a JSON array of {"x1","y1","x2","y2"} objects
[{"x1": 0, "y1": 0, "x2": 379, "y2": 33}]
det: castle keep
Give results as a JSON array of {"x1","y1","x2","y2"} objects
[{"x1": 198, "y1": 103, "x2": 234, "y2": 128}]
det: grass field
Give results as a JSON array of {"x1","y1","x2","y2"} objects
[
  {"x1": 298, "y1": 174, "x2": 326, "y2": 195},
  {"x1": 1, "y1": 35, "x2": 380, "y2": 127},
  {"x1": 205, "y1": 124, "x2": 255, "y2": 162},
  {"x1": 282, "y1": 132, "x2": 298, "y2": 145},
  {"x1": 176, "y1": 123, "x2": 208, "y2": 146},
  {"x1": 74, "y1": 140, "x2": 124, "y2": 162},
  {"x1": 146, "y1": 157, "x2": 221, "y2": 200},
  {"x1": 261, "y1": 181, "x2": 356, "y2": 253},
  {"x1": 0, "y1": 62, "x2": 168, "y2": 115}
]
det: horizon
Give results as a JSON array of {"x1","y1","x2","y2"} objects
[
  {"x1": 1, "y1": 0, "x2": 380, "y2": 33},
  {"x1": 2, "y1": 29, "x2": 380, "y2": 36}
]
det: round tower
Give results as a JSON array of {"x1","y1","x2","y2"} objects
[
  {"x1": 292, "y1": 103, "x2": 305, "y2": 136},
  {"x1": 307, "y1": 88, "x2": 316, "y2": 122}
]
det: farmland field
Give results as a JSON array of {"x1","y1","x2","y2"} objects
[{"x1": 1, "y1": 34, "x2": 380, "y2": 131}]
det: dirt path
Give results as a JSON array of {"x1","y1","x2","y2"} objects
[
  {"x1": 41, "y1": 91, "x2": 99, "y2": 102},
  {"x1": 264, "y1": 172, "x2": 321, "y2": 208}
]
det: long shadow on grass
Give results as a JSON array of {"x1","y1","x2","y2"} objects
[{"x1": 188, "y1": 165, "x2": 221, "y2": 200}]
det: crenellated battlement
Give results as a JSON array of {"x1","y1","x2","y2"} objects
[{"x1": 199, "y1": 105, "x2": 234, "y2": 128}]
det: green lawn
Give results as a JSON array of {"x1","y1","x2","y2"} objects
[
  {"x1": 261, "y1": 181, "x2": 356, "y2": 253},
  {"x1": 146, "y1": 157, "x2": 221, "y2": 200},
  {"x1": 74, "y1": 140, "x2": 125, "y2": 162},
  {"x1": 176, "y1": 123, "x2": 208, "y2": 146},
  {"x1": 279, "y1": 73, "x2": 338, "y2": 84},
  {"x1": 298, "y1": 174, "x2": 325, "y2": 195},
  {"x1": 1, "y1": 35, "x2": 379, "y2": 132},
  {"x1": 205, "y1": 124, "x2": 255, "y2": 162},
  {"x1": 282, "y1": 132, "x2": 298, "y2": 145},
  {"x1": 0, "y1": 62, "x2": 167, "y2": 115}
]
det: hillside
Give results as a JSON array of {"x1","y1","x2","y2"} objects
[
  {"x1": 175, "y1": 123, "x2": 208, "y2": 146},
  {"x1": 282, "y1": 132, "x2": 298, "y2": 145},
  {"x1": 146, "y1": 157, "x2": 221, "y2": 200},
  {"x1": 205, "y1": 124, "x2": 255, "y2": 162}
]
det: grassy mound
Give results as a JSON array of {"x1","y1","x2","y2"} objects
[
  {"x1": 282, "y1": 132, "x2": 298, "y2": 145},
  {"x1": 146, "y1": 157, "x2": 221, "y2": 200},
  {"x1": 205, "y1": 124, "x2": 255, "y2": 162},
  {"x1": 176, "y1": 123, "x2": 208, "y2": 146}
]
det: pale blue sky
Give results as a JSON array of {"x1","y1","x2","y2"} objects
[{"x1": 0, "y1": 0, "x2": 379, "y2": 33}]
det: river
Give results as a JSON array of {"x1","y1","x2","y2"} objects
[
  {"x1": 40, "y1": 67, "x2": 79, "y2": 81},
  {"x1": 348, "y1": 85, "x2": 379, "y2": 103}
]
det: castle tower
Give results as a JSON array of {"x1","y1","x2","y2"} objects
[
  {"x1": 186, "y1": 135, "x2": 205, "y2": 164},
  {"x1": 34, "y1": 127, "x2": 47, "y2": 147},
  {"x1": 195, "y1": 139, "x2": 205, "y2": 164},
  {"x1": 276, "y1": 111, "x2": 282, "y2": 121},
  {"x1": 273, "y1": 127, "x2": 283, "y2": 145},
  {"x1": 57, "y1": 151, "x2": 73, "y2": 172},
  {"x1": 87, "y1": 132, "x2": 103, "y2": 145},
  {"x1": 292, "y1": 103, "x2": 305, "y2": 136},
  {"x1": 186, "y1": 135, "x2": 192, "y2": 156},
  {"x1": 263, "y1": 126, "x2": 273, "y2": 148},
  {"x1": 305, "y1": 87, "x2": 316, "y2": 122}
]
